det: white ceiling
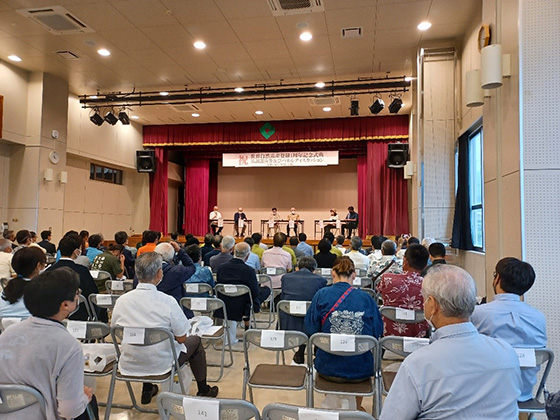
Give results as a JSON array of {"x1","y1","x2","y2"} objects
[{"x1": 0, "y1": 0, "x2": 479, "y2": 125}]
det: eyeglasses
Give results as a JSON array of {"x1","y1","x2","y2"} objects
[{"x1": 75, "y1": 288, "x2": 82, "y2": 296}]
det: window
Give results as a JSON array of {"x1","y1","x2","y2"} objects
[
  {"x1": 89, "y1": 163, "x2": 123, "y2": 185},
  {"x1": 468, "y1": 128, "x2": 483, "y2": 250}
]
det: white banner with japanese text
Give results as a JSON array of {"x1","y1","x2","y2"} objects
[{"x1": 223, "y1": 151, "x2": 339, "y2": 167}]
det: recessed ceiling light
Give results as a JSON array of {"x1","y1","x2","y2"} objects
[
  {"x1": 192, "y1": 113, "x2": 200, "y2": 117},
  {"x1": 255, "y1": 110, "x2": 264, "y2": 115},
  {"x1": 315, "y1": 82, "x2": 325, "y2": 88},
  {"x1": 417, "y1": 21, "x2": 432, "y2": 31},
  {"x1": 8, "y1": 55, "x2": 22, "y2": 62},
  {"x1": 89, "y1": 95, "x2": 98, "y2": 99},
  {"x1": 97, "y1": 48, "x2": 110, "y2": 56},
  {"x1": 159, "y1": 91, "x2": 169, "y2": 96},
  {"x1": 299, "y1": 32, "x2": 312, "y2": 41},
  {"x1": 193, "y1": 41, "x2": 206, "y2": 49},
  {"x1": 130, "y1": 115, "x2": 139, "y2": 120},
  {"x1": 323, "y1": 107, "x2": 331, "y2": 112},
  {"x1": 234, "y1": 87, "x2": 244, "y2": 93},
  {"x1": 404, "y1": 76, "x2": 414, "y2": 82}
]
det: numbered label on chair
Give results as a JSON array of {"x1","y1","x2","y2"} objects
[
  {"x1": 191, "y1": 298, "x2": 207, "y2": 311},
  {"x1": 96, "y1": 295, "x2": 112, "y2": 306},
  {"x1": 299, "y1": 408, "x2": 339, "y2": 420},
  {"x1": 290, "y1": 301, "x2": 307, "y2": 315},
  {"x1": 90, "y1": 270, "x2": 99, "y2": 279},
  {"x1": 123, "y1": 327, "x2": 145, "y2": 344},
  {"x1": 515, "y1": 348, "x2": 537, "y2": 367},
  {"x1": 330, "y1": 334, "x2": 355, "y2": 352},
  {"x1": 186, "y1": 284, "x2": 199, "y2": 293},
  {"x1": 395, "y1": 308, "x2": 415, "y2": 320},
  {"x1": 261, "y1": 330, "x2": 285, "y2": 348},
  {"x1": 111, "y1": 281, "x2": 124, "y2": 291},
  {"x1": 403, "y1": 337, "x2": 430, "y2": 353},
  {"x1": 353, "y1": 277, "x2": 361, "y2": 286},
  {"x1": 224, "y1": 285, "x2": 238, "y2": 294},
  {"x1": 183, "y1": 397, "x2": 219, "y2": 420},
  {"x1": 321, "y1": 268, "x2": 331, "y2": 276},
  {"x1": 266, "y1": 267, "x2": 276, "y2": 275},
  {"x1": 67, "y1": 321, "x2": 87, "y2": 339}
]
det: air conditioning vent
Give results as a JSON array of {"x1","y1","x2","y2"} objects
[
  {"x1": 267, "y1": 0, "x2": 324, "y2": 16},
  {"x1": 308, "y1": 97, "x2": 340, "y2": 107},
  {"x1": 171, "y1": 104, "x2": 201, "y2": 113},
  {"x1": 55, "y1": 50, "x2": 80, "y2": 60},
  {"x1": 341, "y1": 27, "x2": 363, "y2": 39},
  {"x1": 17, "y1": 6, "x2": 94, "y2": 35}
]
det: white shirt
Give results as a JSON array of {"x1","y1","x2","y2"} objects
[
  {"x1": 0, "y1": 251, "x2": 15, "y2": 279},
  {"x1": 347, "y1": 250, "x2": 370, "y2": 268},
  {"x1": 209, "y1": 211, "x2": 222, "y2": 221},
  {"x1": 111, "y1": 283, "x2": 190, "y2": 376}
]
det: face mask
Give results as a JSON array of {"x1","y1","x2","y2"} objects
[
  {"x1": 426, "y1": 314, "x2": 436, "y2": 332},
  {"x1": 291, "y1": 211, "x2": 295, "y2": 214}
]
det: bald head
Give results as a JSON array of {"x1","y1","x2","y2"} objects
[{"x1": 234, "y1": 242, "x2": 251, "y2": 260}]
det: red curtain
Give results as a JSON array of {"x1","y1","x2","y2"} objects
[
  {"x1": 359, "y1": 142, "x2": 410, "y2": 236},
  {"x1": 208, "y1": 160, "x2": 219, "y2": 216},
  {"x1": 149, "y1": 147, "x2": 168, "y2": 234},
  {"x1": 184, "y1": 159, "x2": 210, "y2": 236}
]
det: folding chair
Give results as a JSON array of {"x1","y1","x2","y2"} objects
[
  {"x1": 183, "y1": 282, "x2": 214, "y2": 296},
  {"x1": 263, "y1": 402, "x2": 375, "y2": 420},
  {"x1": 0, "y1": 316, "x2": 26, "y2": 333},
  {"x1": 180, "y1": 297, "x2": 233, "y2": 382},
  {"x1": 256, "y1": 274, "x2": 275, "y2": 328},
  {"x1": 352, "y1": 276, "x2": 372, "y2": 288},
  {"x1": 313, "y1": 268, "x2": 333, "y2": 285},
  {"x1": 379, "y1": 305, "x2": 427, "y2": 337},
  {"x1": 0, "y1": 384, "x2": 46, "y2": 417},
  {"x1": 104, "y1": 326, "x2": 187, "y2": 419},
  {"x1": 105, "y1": 280, "x2": 134, "y2": 295},
  {"x1": 157, "y1": 392, "x2": 261, "y2": 420},
  {"x1": 70, "y1": 294, "x2": 95, "y2": 320},
  {"x1": 355, "y1": 267, "x2": 368, "y2": 277},
  {"x1": 308, "y1": 333, "x2": 380, "y2": 417},
  {"x1": 518, "y1": 348, "x2": 554, "y2": 420},
  {"x1": 88, "y1": 293, "x2": 120, "y2": 318},
  {"x1": 89, "y1": 270, "x2": 112, "y2": 292},
  {"x1": 276, "y1": 300, "x2": 312, "y2": 364},
  {"x1": 214, "y1": 283, "x2": 257, "y2": 339},
  {"x1": 242, "y1": 329, "x2": 310, "y2": 406},
  {"x1": 362, "y1": 287, "x2": 382, "y2": 307}
]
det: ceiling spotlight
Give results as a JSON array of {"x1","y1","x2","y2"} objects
[
  {"x1": 300, "y1": 31, "x2": 312, "y2": 41},
  {"x1": 159, "y1": 91, "x2": 169, "y2": 96},
  {"x1": 234, "y1": 87, "x2": 244, "y2": 93},
  {"x1": 349, "y1": 100, "x2": 359, "y2": 116},
  {"x1": 193, "y1": 41, "x2": 206, "y2": 49},
  {"x1": 192, "y1": 113, "x2": 200, "y2": 117},
  {"x1": 130, "y1": 115, "x2": 139, "y2": 120},
  {"x1": 323, "y1": 107, "x2": 331, "y2": 112},
  {"x1": 89, "y1": 109, "x2": 104, "y2": 126},
  {"x1": 8, "y1": 55, "x2": 22, "y2": 62},
  {"x1": 388, "y1": 97, "x2": 403, "y2": 114},
  {"x1": 104, "y1": 110, "x2": 118, "y2": 125},
  {"x1": 417, "y1": 21, "x2": 432, "y2": 31},
  {"x1": 255, "y1": 110, "x2": 264, "y2": 115},
  {"x1": 369, "y1": 97, "x2": 385, "y2": 115},
  {"x1": 97, "y1": 48, "x2": 111, "y2": 56},
  {"x1": 118, "y1": 110, "x2": 130, "y2": 125},
  {"x1": 315, "y1": 82, "x2": 325, "y2": 88}
]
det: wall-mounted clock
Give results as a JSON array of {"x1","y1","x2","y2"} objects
[{"x1": 49, "y1": 150, "x2": 60, "y2": 165}]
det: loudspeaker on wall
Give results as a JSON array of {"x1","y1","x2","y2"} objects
[
  {"x1": 136, "y1": 150, "x2": 156, "y2": 173},
  {"x1": 387, "y1": 143, "x2": 409, "y2": 168}
]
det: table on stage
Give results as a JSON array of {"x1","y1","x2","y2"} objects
[
  {"x1": 208, "y1": 219, "x2": 253, "y2": 236},
  {"x1": 260, "y1": 219, "x2": 305, "y2": 236},
  {"x1": 314, "y1": 219, "x2": 341, "y2": 238}
]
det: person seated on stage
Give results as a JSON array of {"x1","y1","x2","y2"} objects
[
  {"x1": 0, "y1": 267, "x2": 98, "y2": 420},
  {"x1": 113, "y1": 252, "x2": 218, "y2": 403},
  {"x1": 341, "y1": 206, "x2": 359, "y2": 239},
  {"x1": 471, "y1": 257, "x2": 546, "y2": 402},
  {"x1": 323, "y1": 231, "x2": 342, "y2": 257},
  {"x1": 289, "y1": 236, "x2": 306, "y2": 262},
  {"x1": 280, "y1": 256, "x2": 327, "y2": 364},
  {"x1": 323, "y1": 209, "x2": 339, "y2": 234},
  {"x1": 91, "y1": 244, "x2": 126, "y2": 290},
  {"x1": 202, "y1": 235, "x2": 222, "y2": 267},
  {"x1": 0, "y1": 238, "x2": 16, "y2": 279},
  {"x1": 0, "y1": 246, "x2": 46, "y2": 319},
  {"x1": 242, "y1": 237, "x2": 261, "y2": 273},
  {"x1": 262, "y1": 232, "x2": 292, "y2": 288},
  {"x1": 233, "y1": 207, "x2": 248, "y2": 238},
  {"x1": 367, "y1": 239, "x2": 402, "y2": 279},
  {"x1": 115, "y1": 230, "x2": 136, "y2": 278},
  {"x1": 209, "y1": 235, "x2": 235, "y2": 273},
  {"x1": 267, "y1": 207, "x2": 281, "y2": 238},
  {"x1": 376, "y1": 244, "x2": 430, "y2": 337},
  {"x1": 184, "y1": 244, "x2": 214, "y2": 297},
  {"x1": 209, "y1": 206, "x2": 223, "y2": 236},
  {"x1": 37, "y1": 229, "x2": 56, "y2": 255},
  {"x1": 296, "y1": 233, "x2": 313, "y2": 257},
  {"x1": 313, "y1": 238, "x2": 337, "y2": 269},
  {"x1": 215, "y1": 242, "x2": 271, "y2": 331},
  {"x1": 85, "y1": 233, "x2": 104, "y2": 263},
  {"x1": 305, "y1": 256, "x2": 383, "y2": 410},
  {"x1": 347, "y1": 236, "x2": 370, "y2": 268},
  {"x1": 334, "y1": 235, "x2": 347, "y2": 254},
  {"x1": 200, "y1": 233, "x2": 215, "y2": 259},
  {"x1": 286, "y1": 207, "x2": 300, "y2": 237},
  {"x1": 250, "y1": 232, "x2": 265, "y2": 260}
]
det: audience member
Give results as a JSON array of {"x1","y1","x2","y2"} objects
[
  {"x1": 368, "y1": 235, "x2": 386, "y2": 261},
  {"x1": 341, "y1": 206, "x2": 359, "y2": 239},
  {"x1": 137, "y1": 230, "x2": 158, "y2": 257},
  {"x1": 112, "y1": 252, "x2": 218, "y2": 403},
  {"x1": 234, "y1": 207, "x2": 248, "y2": 237},
  {"x1": 115, "y1": 230, "x2": 135, "y2": 278},
  {"x1": 0, "y1": 246, "x2": 46, "y2": 318},
  {"x1": 367, "y1": 239, "x2": 402, "y2": 279},
  {"x1": 296, "y1": 232, "x2": 313, "y2": 257},
  {"x1": 421, "y1": 242, "x2": 447, "y2": 276},
  {"x1": 29, "y1": 231, "x2": 38, "y2": 243},
  {"x1": 280, "y1": 256, "x2": 326, "y2": 364},
  {"x1": 280, "y1": 232, "x2": 297, "y2": 267},
  {"x1": 0, "y1": 238, "x2": 15, "y2": 279},
  {"x1": 209, "y1": 235, "x2": 235, "y2": 273},
  {"x1": 37, "y1": 230, "x2": 56, "y2": 255},
  {"x1": 289, "y1": 236, "x2": 306, "y2": 261},
  {"x1": 200, "y1": 233, "x2": 215, "y2": 259},
  {"x1": 380, "y1": 265, "x2": 521, "y2": 419},
  {"x1": 79, "y1": 230, "x2": 90, "y2": 252},
  {"x1": 170, "y1": 232, "x2": 179, "y2": 242},
  {"x1": 333, "y1": 235, "x2": 347, "y2": 254},
  {"x1": 91, "y1": 244, "x2": 125, "y2": 290},
  {"x1": 471, "y1": 257, "x2": 546, "y2": 402},
  {"x1": 376, "y1": 244, "x2": 429, "y2": 337},
  {"x1": 202, "y1": 235, "x2": 222, "y2": 266},
  {"x1": 185, "y1": 236, "x2": 200, "y2": 246},
  {"x1": 243, "y1": 237, "x2": 261, "y2": 272},
  {"x1": 347, "y1": 236, "x2": 370, "y2": 268},
  {"x1": 85, "y1": 234, "x2": 104, "y2": 263},
  {"x1": 0, "y1": 267, "x2": 97, "y2": 420},
  {"x1": 250, "y1": 232, "x2": 265, "y2": 260},
  {"x1": 3, "y1": 229, "x2": 16, "y2": 249},
  {"x1": 323, "y1": 231, "x2": 342, "y2": 257},
  {"x1": 184, "y1": 244, "x2": 214, "y2": 295},
  {"x1": 14, "y1": 229, "x2": 32, "y2": 251},
  {"x1": 209, "y1": 206, "x2": 223, "y2": 235},
  {"x1": 262, "y1": 233, "x2": 292, "y2": 288},
  {"x1": 313, "y1": 238, "x2": 337, "y2": 269}
]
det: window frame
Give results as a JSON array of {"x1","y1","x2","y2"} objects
[
  {"x1": 468, "y1": 125, "x2": 484, "y2": 251},
  {"x1": 89, "y1": 163, "x2": 123, "y2": 185}
]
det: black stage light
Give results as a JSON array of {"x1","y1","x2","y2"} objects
[
  {"x1": 104, "y1": 110, "x2": 118, "y2": 125},
  {"x1": 350, "y1": 100, "x2": 359, "y2": 116},
  {"x1": 369, "y1": 98, "x2": 385, "y2": 115},
  {"x1": 118, "y1": 111, "x2": 130, "y2": 125},
  {"x1": 388, "y1": 97, "x2": 403, "y2": 114},
  {"x1": 90, "y1": 110, "x2": 104, "y2": 126}
]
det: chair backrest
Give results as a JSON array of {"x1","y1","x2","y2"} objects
[
  {"x1": 355, "y1": 267, "x2": 368, "y2": 276},
  {"x1": 111, "y1": 326, "x2": 177, "y2": 358},
  {"x1": 379, "y1": 336, "x2": 430, "y2": 358},
  {"x1": 257, "y1": 274, "x2": 272, "y2": 287},
  {"x1": 0, "y1": 384, "x2": 46, "y2": 415},
  {"x1": 183, "y1": 282, "x2": 213, "y2": 296},
  {"x1": 90, "y1": 270, "x2": 112, "y2": 280},
  {"x1": 0, "y1": 277, "x2": 8, "y2": 290},
  {"x1": 215, "y1": 284, "x2": 252, "y2": 298},
  {"x1": 519, "y1": 348, "x2": 555, "y2": 400},
  {"x1": 0, "y1": 316, "x2": 26, "y2": 333},
  {"x1": 276, "y1": 300, "x2": 311, "y2": 329},
  {"x1": 260, "y1": 267, "x2": 287, "y2": 276},
  {"x1": 70, "y1": 294, "x2": 94, "y2": 320},
  {"x1": 314, "y1": 268, "x2": 333, "y2": 277},
  {"x1": 309, "y1": 332, "x2": 378, "y2": 357},
  {"x1": 65, "y1": 320, "x2": 111, "y2": 341},
  {"x1": 88, "y1": 293, "x2": 120, "y2": 310},
  {"x1": 263, "y1": 403, "x2": 374, "y2": 420},
  {"x1": 244, "y1": 329, "x2": 308, "y2": 352},
  {"x1": 105, "y1": 280, "x2": 133, "y2": 294},
  {"x1": 180, "y1": 297, "x2": 227, "y2": 317},
  {"x1": 379, "y1": 305, "x2": 425, "y2": 323},
  {"x1": 157, "y1": 392, "x2": 261, "y2": 420},
  {"x1": 352, "y1": 276, "x2": 372, "y2": 288}
]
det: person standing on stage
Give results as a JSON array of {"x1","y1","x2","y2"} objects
[
  {"x1": 267, "y1": 207, "x2": 280, "y2": 237},
  {"x1": 341, "y1": 206, "x2": 359, "y2": 239},
  {"x1": 286, "y1": 207, "x2": 300, "y2": 237},
  {"x1": 233, "y1": 207, "x2": 248, "y2": 238},
  {"x1": 209, "y1": 206, "x2": 223, "y2": 236}
]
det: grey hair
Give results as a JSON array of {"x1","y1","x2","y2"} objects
[
  {"x1": 0, "y1": 238, "x2": 12, "y2": 252},
  {"x1": 298, "y1": 256, "x2": 317, "y2": 271},
  {"x1": 234, "y1": 242, "x2": 250, "y2": 259},
  {"x1": 422, "y1": 265, "x2": 477, "y2": 318},
  {"x1": 154, "y1": 242, "x2": 174, "y2": 262},
  {"x1": 350, "y1": 236, "x2": 362, "y2": 250},
  {"x1": 135, "y1": 252, "x2": 163, "y2": 283},
  {"x1": 381, "y1": 239, "x2": 397, "y2": 255},
  {"x1": 221, "y1": 235, "x2": 236, "y2": 251}
]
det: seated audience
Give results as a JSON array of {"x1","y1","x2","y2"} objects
[
  {"x1": 421, "y1": 242, "x2": 447, "y2": 276},
  {"x1": 0, "y1": 267, "x2": 97, "y2": 420},
  {"x1": 262, "y1": 233, "x2": 293, "y2": 288},
  {"x1": 14, "y1": 229, "x2": 32, "y2": 251},
  {"x1": 323, "y1": 231, "x2": 342, "y2": 257},
  {"x1": 313, "y1": 238, "x2": 337, "y2": 269},
  {"x1": 471, "y1": 257, "x2": 546, "y2": 402},
  {"x1": 347, "y1": 236, "x2": 370, "y2": 268},
  {"x1": 136, "y1": 230, "x2": 158, "y2": 257},
  {"x1": 91, "y1": 244, "x2": 126, "y2": 290},
  {"x1": 243, "y1": 237, "x2": 261, "y2": 272},
  {"x1": 333, "y1": 235, "x2": 346, "y2": 254},
  {"x1": 380, "y1": 265, "x2": 521, "y2": 419},
  {"x1": 200, "y1": 233, "x2": 215, "y2": 259},
  {"x1": 112, "y1": 252, "x2": 218, "y2": 403},
  {"x1": 209, "y1": 235, "x2": 235, "y2": 273},
  {"x1": 280, "y1": 256, "x2": 327, "y2": 364},
  {"x1": 280, "y1": 233, "x2": 297, "y2": 267},
  {"x1": 184, "y1": 244, "x2": 215, "y2": 295},
  {"x1": 296, "y1": 232, "x2": 313, "y2": 257},
  {"x1": 79, "y1": 230, "x2": 90, "y2": 251},
  {"x1": 37, "y1": 229, "x2": 56, "y2": 254},
  {"x1": 202, "y1": 235, "x2": 222, "y2": 267},
  {"x1": 115, "y1": 230, "x2": 135, "y2": 278},
  {"x1": 29, "y1": 231, "x2": 38, "y2": 243},
  {"x1": 0, "y1": 238, "x2": 15, "y2": 279},
  {"x1": 250, "y1": 232, "x2": 265, "y2": 260},
  {"x1": 368, "y1": 235, "x2": 386, "y2": 262},
  {"x1": 185, "y1": 236, "x2": 199, "y2": 246},
  {"x1": 367, "y1": 239, "x2": 402, "y2": 279},
  {"x1": 305, "y1": 256, "x2": 383, "y2": 410},
  {"x1": 85, "y1": 234, "x2": 104, "y2": 263},
  {"x1": 0, "y1": 246, "x2": 46, "y2": 318},
  {"x1": 3, "y1": 229, "x2": 16, "y2": 249},
  {"x1": 376, "y1": 244, "x2": 430, "y2": 337},
  {"x1": 289, "y1": 236, "x2": 306, "y2": 261}
]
